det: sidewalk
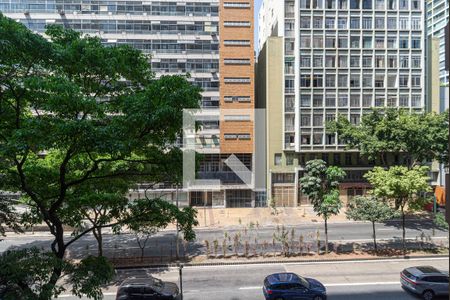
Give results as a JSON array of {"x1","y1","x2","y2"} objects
[{"x1": 193, "y1": 206, "x2": 348, "y2": 229}]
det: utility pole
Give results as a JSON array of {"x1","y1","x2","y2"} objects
[
  {"x1": 178, "y1": 263, "x2": 184, "y2": 300},
  {"x1": 446, "y1": 13, "x2": 450, "y2": 225}
]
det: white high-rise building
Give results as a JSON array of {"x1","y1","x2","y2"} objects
[{"x1": 257, "y1": 0, "x2": 426, "y2": 206}]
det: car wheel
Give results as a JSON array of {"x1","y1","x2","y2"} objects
[
  {"x1": 313, "y1": 296, "x2": 324, "y2": 300},
  {"x1": 422, "y1": 290, "x2": 435, "y2": 300}
]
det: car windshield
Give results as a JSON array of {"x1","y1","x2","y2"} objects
[
  {"x1": 298, "y1": 276, "x2": 310, "y2": 289},
  {"x1": 152, "y1": 278, "x2": 164, "y2": 292}
]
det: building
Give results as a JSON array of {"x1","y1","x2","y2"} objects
[
  {"x1": 1, "y1": 0, "x2": 256, "y2": 208},
  {"x1": 426, "y1": 0, "x2": 449, "y2": 86},
  {"x1": 257, "y1": 0, "x2": 426, "y2": 206}
]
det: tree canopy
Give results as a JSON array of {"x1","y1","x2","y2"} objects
[
  {"x1": 300, "y1": 159, "x2": 346, "y2": 253},
  {"x1": 0, "y1": 13, "x2": 201, "y2": 299},
  {"x1": 326, "y1": 109, "x2": 449, "y2": 167}
]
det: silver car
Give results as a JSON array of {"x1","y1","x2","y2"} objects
[{"x1": 400, "y1": 266, "x2": 449, "y2": 300}]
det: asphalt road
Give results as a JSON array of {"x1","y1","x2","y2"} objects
[
  {"x1": 56, "y1": 257, "x2": 449, "y2": 299},
  {"x1": 1, "y1": 220, "x2": 448, "y2": 257}
]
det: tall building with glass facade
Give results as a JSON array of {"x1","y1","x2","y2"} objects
[
  {"x1": 1, "y1": 0, "x2": 257, "y2": 208},
  {"x1": 426, "y1": 0, "x2": 449, "y2": 86},
  {"x1": 257, "y1": 0, "x2": 426, "y2": 206}
]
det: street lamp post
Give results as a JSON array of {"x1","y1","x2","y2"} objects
[{"x1": 176, "y1": 183, "x2": 180, "y2": 260}]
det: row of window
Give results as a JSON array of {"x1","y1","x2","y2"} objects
[
  {"x1": 20, "y1": 19, "x2": 218, "y2": 35},
  {"x1": 296, "y1": 93, "x2": 421, "y2": 108},
  {"x1": 224, "y1": 134, "x2": 251, "y2": 140},
  {"x1": 224, "y1": 77, "x2": 251, "y2": 84},
  {"x1": 298, "y1": 0, "x2": 421, "y2": 11},
  {"x1": 296, "y1": 54, "x2": 421, "y2": 69},
  {"x1": 299, "y1": 34, "x2": 421, "y2": 49},
  {"x1": 296, "y1": 73, "x2": 421, "y2": 88},
  {"x1": 224, "y1": 96, "x2": 251, "y2": 103},
  {"x1": 223, "y1": 2, "x2": 251, "y2": 9},
  {"x1": 296, "y1": 15, "x2": 422, "y2": 30},
  {"x1": 0, "y1": 1, "x2": 219, "y2": 16},
  {"x1": 107, "y1": 39, "x2": 219, "y2": 54},
  {"x1": 151, "y1": 59, "x2": 218, "y2": 73}
]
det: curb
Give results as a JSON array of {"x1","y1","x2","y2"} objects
[{"x1": 113, "y1": 254, "x2": 449, "y2": 270}]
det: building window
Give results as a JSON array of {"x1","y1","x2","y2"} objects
[
  {"x1": 374, "y1": 75, "x2": 384, "y2": 87},
  {"x1": 375, "y1": 55, "x2": 384, "y2": 68},
  {"x1": 223, "y1": 2, "x2": 251, "y2": 8},
  {"x1": 362, "y1": 0, "x2": 372, "y2": 9},
  {"x1": 363, "y1": 75, "x2": 373, "y2": 87},
  {"x1": 301, "y1": 94, "x2": 311, "y2": 107},
  {"x1": 375, "y1": 0, "x2": 384, "y2": 9},
  {"x1": 387, "y1": 0, "x2": 396, "y2": 9},
  {"x1": 224, "y1": 115, "x2": 251, "y2": 121},
  {"x1": 338, "y1": 95, "x2": 348, "y2": 107},
  {"x1": 399, "y1": 75, "x2": 408, "y2": 87},
  {"x1": 387, "y1": 74, "x2": 397, "y2": 87},
  {"x1": 411, "y1": 56, "x2": 421, "y2": 68},
  {"x1": 400, "y1": 55, "x2": 409, "y2": 68},
  {"x1": 224, "y1": 21, "x2": 251, "y2": 27},
  {"x1": 314, "y1": 56, "x2": 323, "y2": 67},
  {"x1": 224, "y1": 77, "x2": 250, "y2": 84},
  {"x1": 338, "y1": 17, "x2": 348, "y2": 29},
  {"x1": 313, "y1": 132, "x2": 323, "y2": 145},
  {"x1": 313, "y1": 94, "x2": 323, "y2": 107},
  {"x1": 339, "y1": 55, "x2": 348, "y2": 67},
  {"x1": 350, "y1": 56, "x2": 360, "y2": 67},
  {"x1": 300, "y1": 16, "x2": 311, "y2": 28},
  {"x1": 313, "y1": 114, "x2": 323, "y2": 126},
  {"x1": 399, "y1": 0, "x2": 407, "y2": 9},
  {"x1": 301, "y1": 75, "x2": 311, "y2": 87},
  {"x1": 313, "y1": 35, "x2": 323, "y2": 47},
  {"x1": 411, "y1": 0, "x2": 419, "y2": 10},
  {"x1": 274, "y1": 154, "x2": 282, "y2": 166},
  {"x1": 375, "y1": 17, "x2": 384, "y2": 29},
  {"x1": 326, "y1": 0, "x2": 336, "y2": 9},
  {"x1": 300, "y1": 35, "x2": 311, "y2": 48},
  {"x1": 350, "y1": 17, "x2": 360, "y2": 28},
  {"x1": 224, "y1": 58, "x2": 251, "y2": 65},
  {"x1": 411, "y1": 38, "x2": 420, "y2": 49},
  {"x1": 387, "y1": 17, "x2": 397, "y2": 29},
  {"x1": 224, "y1": 40, "x2": 251, "y2": 46},
  {"x1": 314, "y1": 17, "x2": 323, "y2": 28},
  {"x1": 326, "y1": 95, "x2": 336, "y2": 107},
  {"x1": 375, "y1": 96, "x2": 385, "y2": 107},
  {"x1": 362, "y1": 56, "x2": 372, "y2": 67},
  {"x1": 399, "y1": 17, "x2": 409, "y2": 29},
  {"x1": 362, "y1": 17, "x2": 372, "y2": 29},
  {"x1": 326, "y1": 74, "x2": 336, "y2": 87},
  {"x1": 338, "y1": 36, "x2": 348, "y2": 48},
  {"x1": 399, "y1": 95, "x2": 409, "y2": 107},
  {"x1": 338, "y1": 74, "x2": 348, "y2": 87},
  {"x1": 363, "y1": 95, "x2": 372, "y2": 107},
  {"x1": 301, "y1": 134, "x2": 311, "y2": 145},
  {"x1": 387, "y1": 96, "x2": 397, "y2": 107},
  {"x1": 313, "y1": 75, "x2": 323, "y2": 87},
  {"x1": 301, "y1": 115, "x2": 311, "y2": 126},
  {"x1": 363, "y1": 37, "x2": 372, "y2": 48},
  {"x1": 350, "y1": 95, "x2": 360, "y2": 107},
  {"x1": 350, "y1": 36, "x2": 360, "y2": 48},
  {"x1": 350, "y1": 75, "x2": 360, "y2": 87},
  {"x1": 350, "y1": 0, "x2": 360, "y2": 9},
  {"x1": 300, "y1": 0, "x2": 311, "y2": 8},
  {"x1": 411, "y1": 75, "x2": 421, "y2": 87},
  {"x1": 301, "y1": 56, "x2": 311, "y2": 68},
  {"x1": 411, "y1": 95, "x2": 421, "y2": 107},
  {"x1": 387, "y1": 55, "x2": 397, "y2": 68},
  {"x1": 325, "y1": 17, "x2": 335, "y2": 29},
  {"x1": 326, "y1": 56, "x2": 336, "y2": 67},
  {"x1": 325, "y1": 36, "x2": 336, "y2": 48}
]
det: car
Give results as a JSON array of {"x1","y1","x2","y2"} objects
[
  {"x1": 400, "y1": 266, "x2": 449, "y2": 300},
  {"x1": 116, "y1": 277, "x2": 180, "y2": 300},
  {"x1": 263, "y1": 272, "x2": 327, "y2": 300}
]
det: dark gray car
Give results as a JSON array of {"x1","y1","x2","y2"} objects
[
  {"x1": 116, "y1": 277, "x2": 180, "y2": 300},
  {"x1": 400, "y1": 266, "x2": 449, "y2": 300}
]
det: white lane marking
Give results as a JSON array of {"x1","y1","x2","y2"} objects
[
  {"x1": 58, "y1": 292, "x2": 116, "y2": 298},
  {"x1": 325, "y1": 281, "x2": 399, "y2": 287},
  {"x1": 237, "y1": 281, "x2": 400, "y2": 290},
  {"x1": 239, "y1": 286, "x2": 261, "y2": 290}
]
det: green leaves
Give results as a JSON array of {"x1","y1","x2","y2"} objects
[
  {"x1": 326, "y1": 108, "x2": 449, "y2": 166},
  {"x1": 364, "y1": 165, "x2": 431, "y2": 210},
  {"x1": 300, "y1": 159, "x2": 345, "y2": 219},
  {"x1": 346, "y1": 196, "x2": 398, "y2": 223}
]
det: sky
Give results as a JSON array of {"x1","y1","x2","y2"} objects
[{"x1": 254, "y1": 0, "x2": 263, "y2": 48}]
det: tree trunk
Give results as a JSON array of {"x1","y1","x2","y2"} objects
[
  {"x1": 93, "y1": 228, "x2": 103, "y2": 257},
  {"x1": 324, "y1": 218, "x2": 329, "y2": 254},
  {"x1": 42, "y1": 220, "x2": 65, "y2": 300},
  {"x1": 401, "y1": 207, "x2": 406, "y2": 255},
  {"x1": 372, "y1": 221, "x2": 378, "y2": 254}
]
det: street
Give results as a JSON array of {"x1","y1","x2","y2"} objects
[
  {"x1": 1, "y1": 220, "x2": 448, "y2": 258},
  {"x1": 57, "y1": 257, "x2": 449, "y2": 299}
]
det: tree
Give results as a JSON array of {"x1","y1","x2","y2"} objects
[
  {"x1": 0, "y1": 195, "x2": 22, "y2": 236},
  {"x1": 327, "y1": 109, "x2": 449, "y2": 167},
  {"x1": 300, "y1": 159, "x2": 346, "y2": 253},
  {"x1": 364, "y1": 166, "x2": 431, "y2": 253},
  {"x1": 0, "y1": 14, "x2": 201, "y2": 299},
  {"x1": 346, "y1": 196, "x2": 398, "y2": 254}
]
